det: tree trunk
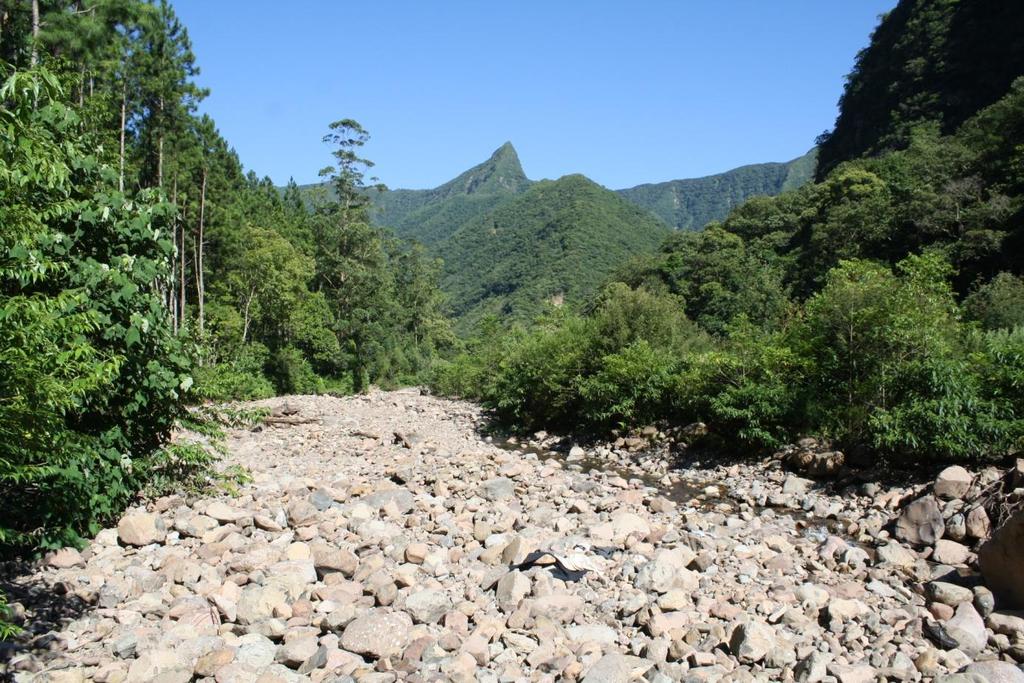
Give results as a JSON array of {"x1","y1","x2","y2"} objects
[
  {"x1": 169, "y1": 239, "x2": 177, "y2": 334},
  {"x1": 197, "y1": 167, "x2": 207, "y2": 334},
  {"x1": 179, "y1": 205, "x2": 187, "y2": 330},
  {"x1": 192, "y1": 236, "x2": 201, "y2": 361},
  {"x1": 156, "y1": 95, "x2": 165, "y2": 189},
  {"x1": 170, "y1": 200, "x2": 179, "y2": 335},
  {"x1": 242, "y1": 288, "x2": 256, "y2": 343},
  {"x1": 30, "y1": 0, "x2": 39, "y2": 67},
  {"x1": 118, "y1": 82, "x2": 127, "y2": 192}
]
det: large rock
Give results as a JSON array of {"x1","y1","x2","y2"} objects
[
  {"x1": 933, "y1": 539, "x2": 971, "y2": 566},
  {"x1": 276, "y1": 635, "x2": 319, "y2": 667},
  {"x1": 934, "y1": 466, "x2": 973, "y2": 500},
  {"x1": 794, "y1": 651, "x2": 830, "y2": 683},
  {"x1": 729, "y1": 619, "x2": 774, "y2": 664},
  {"x1": 634, "y1": 548, "x2": 698, "y2": 594},
  {"x1": 481, "y1": 477, "x2": 515, "y2": 501},
  {"x1": 895, "y1": 496, "x2": 944, "y2": 546},
  {"x1": 117, "y1": 511, "x2": 166, "y2": 546},
  {"x1": 47, "y1": 547, "x2": 84, "y2": 569},
  {"x1": 126, "y1": 648, "x2": 191, "y2": 682},
  {"x1": 567, "y1": 624, "x2": 619, "y2": 646},
  {"x1": 980, "y1": 509, "x2": 1024, "y2": 609},
  {"x1": 286, "y1": 498, "x2": 319, "y2": 527},
  {"x1": 988, "y1": 611, "x2": 1024, "y2": 639},
  {"x1": 404, "y1": 589, "x2": 451, "y2": 624},
  {"x1": 236, "y1": 633, "x2": 277, "y2": 668},
  {"x1": 963, "y1": 660, "x2": 1024, "y2": 683},
  {"x1": 829, "y1": 664, "x2": 876, "y2": 683},
  {"x1": 311, "y1": 543, "x2": 357, "y2": 577},
  {"x1": 609, "y1": 511, "x2": 650, "y2": 544},
  {"x1": 205, "y1": 501, "x2": 250, "y2": 524},
  {"x1": 265, "y1": 560, "x2": 317, "y2": 599},
  {"x1": 363, "y1": 487, "x2": 414, "y2": 513},
  {"x1": 784, "y1": 449, "x2": 845, "y2": 478},
  {"x1": 944, "y1": 602, "x2": 986, "y2": 656},
  {"x1": 966, "y1": 506, "x2": 991, "y2": 539},
  {"x1": 495, "y1": 571, "x2": 531, "y2": 612},
  {"x1": 926, "y1": 581, "x2": 974, "y2": 606},
  {"x1": 236, "y1": 585, "x2": 287, "y2": 625},
  {"x1": 875, "y1": 542, "x2": 916, "y2": 569},
  {"x1": 582, "y1": 653, "x2": 654, "y2": 682},
  {"x1": 340, "y1": 609, "x2": 413, "y2": 659}
]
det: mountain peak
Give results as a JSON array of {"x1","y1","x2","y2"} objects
[
  {"x1": 481, "y1": 141, "x2": 524, "y2": 179},
  {"x1": 490, "y1": 141, "x2": 518, "y2": 160},
  {"x1": 435, "y1": 141, "x2": 530, "y2": 199}
]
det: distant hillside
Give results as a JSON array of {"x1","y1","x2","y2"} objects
[
  {"x1": 363, "y1": 144, "x2": 816, "y2": 245},
  {"x1": 615, "y1": 149, "x2": 817, "y2": 230},
  {"x1": 290, "y1": 144, "x2": 817, "y2": 328},
  {"x1": 442, "y1": 175, "x2": 670, "y2": 329},
  {"x1": 369, "y1": 142, "x2": 531, "y2": 246}
]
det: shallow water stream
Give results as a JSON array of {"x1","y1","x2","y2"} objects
[{"x1": 492, "y1": 435, "x2": 862, "y2": 547}]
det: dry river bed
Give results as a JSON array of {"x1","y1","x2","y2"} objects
[{"x1": 2, "y1": 389, "x2": 1022, "y2": 683}]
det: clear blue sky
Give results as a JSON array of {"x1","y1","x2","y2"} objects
[{"x1": 173, "y1": 1, "x2": 895, "y2": 190}]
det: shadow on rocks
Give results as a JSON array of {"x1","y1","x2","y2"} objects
[{"x1": 0, "y1": 559, "x2": 93, "y2": 679}]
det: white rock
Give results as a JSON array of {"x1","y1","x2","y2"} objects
[
  {"x1": 729, "y1": 619, "x2": 774, "y2": 663},
  {"x1": 934, "y1": 466, "x2": 972, "y2": 500},
  {"x1": 933, "y1": 539, "x2": 971, "y2": 566},
  {"x1": 117, "y1": 511, "x2": 166, "y2": 546},
  {"x1": 340, "y1": 609, "x2": 413, "y2": 659}
]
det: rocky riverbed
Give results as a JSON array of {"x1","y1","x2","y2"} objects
[{"x1": 3, "y1": 389, "x2": 1024, "y2": 682}]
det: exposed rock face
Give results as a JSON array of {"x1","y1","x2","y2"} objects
[
  {"x1": 980, "y1": 509, "x2": 1024, "y2": 609},
  {"x1": 7, "y1": 391, "x2": 1023, "y2": 681}
]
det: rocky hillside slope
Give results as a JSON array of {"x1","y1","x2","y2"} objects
[{"x1": 3, "y1": 391, "x2": 1023, "y2": 682}]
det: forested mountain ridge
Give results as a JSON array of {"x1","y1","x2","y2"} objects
[
  {"x1": 359, "y1": 144, "x2": 816, "y2": 247},
  {"x1": 615, "y1": 148, "x2": 817, "y2": 230},
  {"x1": 441, "y1": 174, "x2": 670, "y2": 329},
  {"x1": 815, "y1": 0, "x2": 1024, "y2": 177}
]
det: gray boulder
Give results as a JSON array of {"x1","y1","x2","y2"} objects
[{"x1": 895, "y1": 496, "x2": 944, "y2": 546}]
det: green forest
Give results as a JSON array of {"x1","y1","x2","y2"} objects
[
  {"x1": 2, "y1": 0, "x2": 1024, "y2": 564},
  {"x1": 0, "y1": 0, "x2": 452, "y2": 552}
]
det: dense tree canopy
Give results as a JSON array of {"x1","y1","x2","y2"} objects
[
  {"x1": 816, "y1": 0, "x2": 1024, "y2": 177},
  {"x1": 0, "y1": 0, "x2": 452, "y2": 552}
]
